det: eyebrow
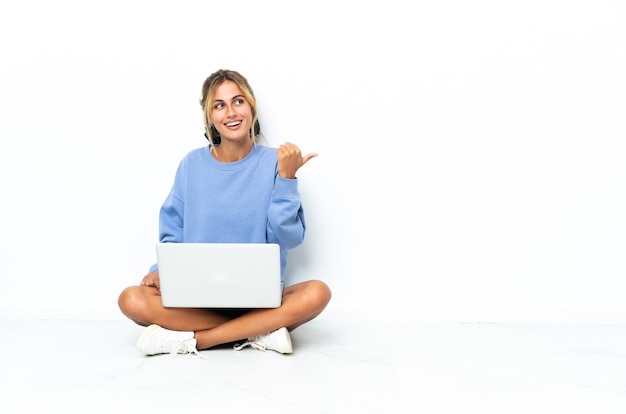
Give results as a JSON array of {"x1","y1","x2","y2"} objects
[{"x1": 213, "y1": 94, "x2": 245, "y2": 103}]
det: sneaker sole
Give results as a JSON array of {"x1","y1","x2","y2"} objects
[{"x1": 136, "y1": 324, "x2": 161, "y2": 354}]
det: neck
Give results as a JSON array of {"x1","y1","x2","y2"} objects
[{"x1": 211, "y1": 140, "x2": 254, "y2": 162}]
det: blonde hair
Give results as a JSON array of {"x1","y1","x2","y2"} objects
[{"x1": 200, "y1": 69, "x2": 260, "y2": 149}]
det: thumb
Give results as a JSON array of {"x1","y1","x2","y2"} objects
[{"x1": 302, "y1": 152, "x2": 318, "y2": 165}]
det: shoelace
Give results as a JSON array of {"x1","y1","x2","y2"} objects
[
  {"x1": 233, "y1": 335, "x2": 267, "y2": 352},
  {"x1": 168, "y1": 339, "x2": 206, "y2": 359}
]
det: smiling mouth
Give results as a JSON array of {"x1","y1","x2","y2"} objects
[{"x1": 225, "y1": 121, "x2": 241, "y2": 127}]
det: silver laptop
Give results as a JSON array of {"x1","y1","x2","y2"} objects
[{"x1": 156, "y1": 242, "x2": 282, "y2": 308}]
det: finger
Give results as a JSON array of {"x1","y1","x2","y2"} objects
[
  {"x1": 302, "y1": 152, "x2": 318, "y2": 165},
  {"x1": 278, "y1": 146, "x2": 295, "y2": 157}
]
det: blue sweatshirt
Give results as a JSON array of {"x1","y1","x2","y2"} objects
[{"x1": 149, "y1": 144, "x2": 306, "y2": 281}]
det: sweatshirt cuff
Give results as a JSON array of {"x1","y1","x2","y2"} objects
[{"x1": 274, "y1": 176, "x2": 300, "y2": 198}]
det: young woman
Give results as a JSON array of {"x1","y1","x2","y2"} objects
[{"x1": 118, "y1": 69, "x2": 331, "y2": 356}]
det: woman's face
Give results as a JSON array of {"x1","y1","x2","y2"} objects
[{"x1": 210, "y1": 80, "x2": 253, "y2": 144}]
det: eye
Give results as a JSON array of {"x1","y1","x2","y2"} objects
[
  {"x1": 234, "y1": 98, "x2": 245, "y2": 106},
  {"x1": 213, "y1": 102, "x2": 224, "y2": 110}
]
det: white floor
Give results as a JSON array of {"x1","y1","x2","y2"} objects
[{"x1": 2, "y1": 315, "x2": 626, "y2": 413}]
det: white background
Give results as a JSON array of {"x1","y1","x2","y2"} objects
[{"x1": 1, "y1": 0, "x2": 624, "y2": 323}]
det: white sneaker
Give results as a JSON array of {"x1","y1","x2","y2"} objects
[
  {"x1": 137, "y1": 324, "x2": 201, "y2": 357},
  {"x1": 233, "y1": 327, "x2": 293, "y2": 354}
]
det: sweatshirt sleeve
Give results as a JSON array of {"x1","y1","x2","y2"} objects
[
  {"x1": 148, "y1": 174, "x2": 185, "y2": 273},
  {"x1": 267, "y1": 175, "x2": 306, "y2": 250},
  {"x1": 158, "y1": 191, "x2": 184, "y2": 243},
  {"x1": 146, "y1": 157, "x2": 186, "y2": 273},
  {"x1": 158, "y1": 158, "x2": 187, "y2": 244}
]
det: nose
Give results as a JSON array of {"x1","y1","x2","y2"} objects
[{"x1": 226, "y1": 104, "x2": 236, "y2": 118}]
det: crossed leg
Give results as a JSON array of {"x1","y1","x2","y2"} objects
[{"x1": 118, "y1": 279, "x2": 331, "y2": 350}]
